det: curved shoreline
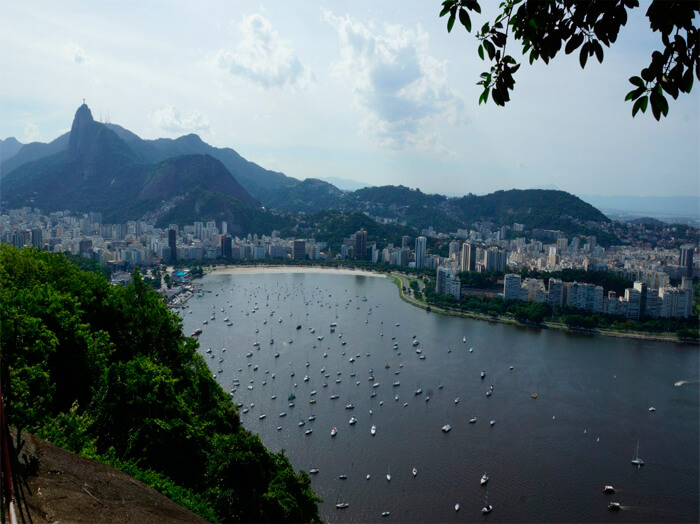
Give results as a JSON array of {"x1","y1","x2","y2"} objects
[
  {"x1": 208, "y1": 264, "x2": 384, "y2": 278},
  {"x1": 387, "y1": 272, "x2": 696, "y2": 346},
  {"x1": 200, "y1": 265, "x2": 695, "y2": 345}
]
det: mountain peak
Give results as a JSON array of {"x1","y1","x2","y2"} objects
[{"x1": 68, "y1": 103, "x2": 98, "y2": 159}]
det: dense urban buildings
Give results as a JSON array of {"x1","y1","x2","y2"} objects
[{"x1": 2, "y1": 206, "x2": 696, "y2": 320}]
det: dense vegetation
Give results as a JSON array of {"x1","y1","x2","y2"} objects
[
  {"x1": 0, "y1": 246, "x2": 320, "y2": 522},
  {"x1": 155, "y1": 188, "x2": 290, "y2": 235},
  {"x1": 306, "y1": 210, "x2": 415, "y2": 249}
]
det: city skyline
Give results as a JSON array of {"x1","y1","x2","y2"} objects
[{"x1": 1, "y1": 1, "x2": 698, "y2": 199}]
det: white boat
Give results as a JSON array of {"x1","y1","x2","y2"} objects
[
  {"x1": 412, "y1": 467, "x2": 417, "y2": 477},
  {"x1": 371, "y1": 425, "x2": 377, "y2": 436},
  {"x1": 309, "y1": 468, "x2": 319, "y2": 474},
  {"x1": 335, "y1": 503, "x2": 349, "y2": 509},
  {"x1": 331, "y1": 426, "x2": 338, "y2": 437},
  {"x1": 481, "y1": 490, "x2": 492, "y2": 514},
  {"x1": 631, "y1": 440, "x2": 644, "y2": 467},
  {"x1": 648, "y1": 406, "x2": 656, "y2": 412},
  {"x1": 442, "y1": 424, "x2": 451, "y2": 432},
  {"x1": 490, "y1": 420, "x2": 496, "y2": 426},
  {"x1": 455, "y1": 503, "x2": 460, "y2": 511},
  {"x1": 386, "y1": 466, "x2": 391, "y2": 482},
  {"x1": 481, "y1": 472, "x2": 489, "y2": 485},
  {"x1": 349, "y1": 416, "x2": 357, "y2": 425},
  {"x1": 469, "y1": 417, "x2": 477, "y2": 424},
  {"x1": 454, "y1": 398, "x2": 460, "y2": 404},
  {"x1": 463, "y1": 336, "x2": 466, "y2": 343}
]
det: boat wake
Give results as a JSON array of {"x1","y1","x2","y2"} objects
[{"x1": 674, "y1": 380, "x2": 700, "y2": 387}]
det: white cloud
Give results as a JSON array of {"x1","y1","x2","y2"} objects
[
  {"x1": 23, "y1": 123, "x2": 40, "y2": 143},
  {"x1": 323, "y1": 10, "x2": 464, "y2": 153},
  {"x1": 150, "y1": 105, "x2": 210, "y2": 134},
  {"x1": 64, "y1": 42, "x2": 90, "y2": 64},
  {"x1": 213, "y1": 14, "x2": 314, "y2": 89}
]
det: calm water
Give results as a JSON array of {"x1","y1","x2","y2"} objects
[{"x1": 181, "y1": 271, "x2": 699, "y2": 523}]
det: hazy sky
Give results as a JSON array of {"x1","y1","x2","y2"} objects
[{"x1": 1, "y1": 1, "x2": 698, "y2": 198}]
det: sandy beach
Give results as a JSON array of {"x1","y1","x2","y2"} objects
[{"x1": 208, "y1": 265, "x2": 385, "y2": 278}]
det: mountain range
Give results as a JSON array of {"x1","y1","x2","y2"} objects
[{"x1": 1, "y1": 104, "x2": 612, "y2": 241}]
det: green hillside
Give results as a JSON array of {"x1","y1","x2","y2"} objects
[{"x1": 0, "y1": 246, "x2": 320, "y2": 522}]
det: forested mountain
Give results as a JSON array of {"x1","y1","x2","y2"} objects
[
  {"x1": 262, "y1": 178, "x2": 346, "y2": 213},
  {"x1": 1, "y1": 105, "x2": 259, "y2": 222},
  {"x1": 155, "y1": 188, "x2": 290, "y2": 235},
  {"x1": 1, "y1": 103, "x2": 615, "y2": 241},
  {"x1": 0, "y1": 133, "x2": 70, "y2": 177},
  {"x1": 107, "y1": 127, "x2": 298, "y2": 201},
  {"x1": 0, "y1": 246, "x2": 320, "y2": 522}
]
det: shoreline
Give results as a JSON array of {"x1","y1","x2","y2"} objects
[
  {"x1": 388, "y1": 273, "x2": 697, "y2": 346},
  {"x1": 208, "y1": 264, "x2": 385, "y2": 278},
  {"x1": 191, "y1": 265, "x2": 695, "y2": 345}
]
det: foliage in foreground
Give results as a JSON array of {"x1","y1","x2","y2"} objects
[
  {"x1": 440, "y1": 0, "x2": 699, "y2": 120},
  {"x1": 0, "y1": 246, "x2": 320, "y2": 522}
]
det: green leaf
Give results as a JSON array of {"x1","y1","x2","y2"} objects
[
  {"x1": 484, "y1": 39, "x2": 496, "y2": 60},
  {"x1": 565, "y1": 33, "x2": 584, "y2": 55},
  {"x1": 447, "y1": 14, "x2": 455, "y2": 33},
  {"x1": 632, "y1": 95, "x2": 648, "y2": 117},
  {"x1": 479, "y1": 88, "x2": 490, "y2": 105},
  {"x1": 579, "y1": 43, "x2": 588, "y2": 69},
  {"x1": 629, "y1": 76, "x2": 645, "y2": 88},
  {"x1": 680, "y1": 68, "x2": 694, "y2": 93},
  {"x1": 624, "y1": 86, "x2": 645, "y2": 101},
  {"x1": 465, "y1": 0, "x2": 481, "y2": 13},
  {"x1": 478, "y1": 45, "x2": 484, "y2": 60},
  {"x1": 459, "y1": 8, "x2": 472, "y2": 32},
  {"x1": 593, "y1": 40, "x2": 604, "y2": 63}
]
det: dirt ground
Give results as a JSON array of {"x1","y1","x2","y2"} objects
[{"x1": 9, "y1": 432, "x2": 209, "y2": 524}]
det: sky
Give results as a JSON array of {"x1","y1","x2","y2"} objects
[{"x1": 1, "y1": 1, "x2": 698, "y2": 199}]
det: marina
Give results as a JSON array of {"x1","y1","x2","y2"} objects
[{"x1": 182, "y1": 270, "x2": 699, "y2": 522}]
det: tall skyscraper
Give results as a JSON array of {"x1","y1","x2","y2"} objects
[
  {"x1": 460, "y1": 242, "x2": 477, "y2": 272},
  {"x1": 680, "y1": 245, "x2": 695, "y2": 277},
  {"x1": 355, "y1": 229, "x2": 367, "y2": 260},
  {"x1": 168, "y1": 228, "x2": 177, "y2": 262},
  {"x1": 31, "y1": 228, "x2": 43, "y2": 249},
  {"x1": 415, "y1": 236, "x2": 427, "y2": 268},
  {"x1": 293, "y1": 239, "x2": 307, "y2": 260}
]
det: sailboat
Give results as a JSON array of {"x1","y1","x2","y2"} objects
[
  {"x1": 631, "y1": 440, "x2": 644, "y2": 467},
  {"x1": 335, "y1": 485, "x2": 349, "y2": 509}
]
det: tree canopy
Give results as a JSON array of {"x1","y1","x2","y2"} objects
[
  {"x1": 0, "y1": 246, "x2": 320, "y2": 522},
  {"x1": 440, "y1": 0, "x2": 699, "y2": 119}
]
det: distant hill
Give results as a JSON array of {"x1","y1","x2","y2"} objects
[
  {"x1": 262, "y1": 178, "x2": 345, "y2": 212},
  {"x1": 1, "y1": 104, "x2": 259, "y2": 223},
  {"x1": 155, "y1": 188, "x2": 289, "y2": 236},
  {"x1": 106, "y1": 126, "x2": 298, "y2": 201},
  {"x1": 139, "y1": 154, "x2": 257, "y2": 207},
  {"x1": 1, "y1": 104, "x2": 616, "y2": 242},
  {"x1": 0, "y1": 137, "x2": 23, "y2": 163},
  {"x1": 0, "y1": 133, "x2": 70, "y2": 177}
]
